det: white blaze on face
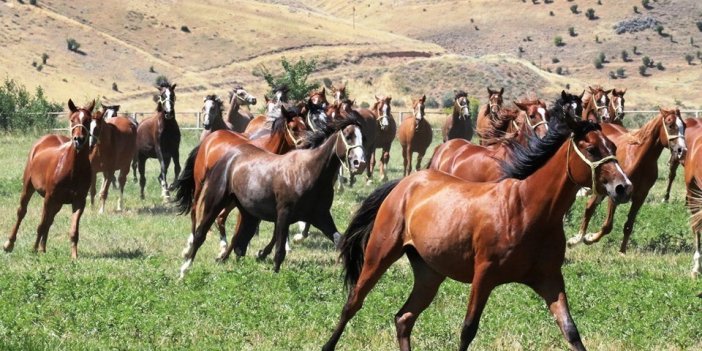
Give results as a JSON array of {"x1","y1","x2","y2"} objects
[
  {"x1": 349, "y1": 127, "x2": 365, "y2": 171},
  {"x1": 90, "y1": 120, "x2": 97, "y2": 138},
  {"x1": 676, "y1": 116, "x2": 687, "y2": 150},
  {"x1": 163, "y1": 89, "x2": 172, "y2": 112},
  {"x1": 203, "y1": 99, "x2": 214, "y2": 125},
  {"x1": 104, "y1": 109, "x2": 115, "y2": 119},
  {"x1": 600, "y1": 96, "x2": 610, "y2": 118},
  {"x1": 537, "y1": 107, "x2": 546, "y2": 121}
]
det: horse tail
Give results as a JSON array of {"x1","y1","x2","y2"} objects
[
  {"x1": 688, "y1": 185, "x2": 702, "y2": 234},
  {"x1": 340, "y1": 179, "x2": 400, "y2": 290},
  {"x1": 172, "y1": 144, "x2": 200, "y2": 215},
  {"x1": 425, "y1": 143, "x2": 442, "y2": 169}
]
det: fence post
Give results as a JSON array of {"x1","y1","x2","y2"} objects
[{"x1": 197, "y1": 112, "x2": 201, "y2": 129}]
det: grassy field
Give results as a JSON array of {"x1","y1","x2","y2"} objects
[{"x1": 0, "y1": 124, "x2": 700, "y2": 351}]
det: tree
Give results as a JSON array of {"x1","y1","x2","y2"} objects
[
  {"x1": 254, "y1": 57, "x2": 320, "y2": 101},
  {"x1": 554, "y1": 36, "x2": 564, "y2": 47},
  {"x1": 0, "y1": 78, "x2": 63, "y2": 131},
  {"x1": 570, "y1": 5, "x2": 578, "y2": 14},
  {"x1": 41, "y1": 53, "x2": 49, "y2": 65},
  {"x1": 685, "y1": 54, "x2": 695, "y2": 65},
  {"x1": 441, "y1": 92, "x2": 454, "y2": 108},
  {"x1": 585, "y1": 8, "x2": 596, "y2": 20}
]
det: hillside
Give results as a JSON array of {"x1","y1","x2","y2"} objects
[{"x1": 1, "y1": 0, "x2": 700, "y2": 114}]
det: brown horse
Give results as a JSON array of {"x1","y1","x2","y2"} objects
[
  {"x1": 4, "y1": 100, "x2": 95, "y2": 258},
  {"x1": 364, "y1": 95, "x2": 396, "y2": 182},
  {"x1": 475, "y1": 106, "x2": 521, "y2": 144},
  {"x1": 581, "y1": 86, "x2": 611, "y2": 122},
  {"x1": 331, "y1": 99, "x2": 378, "y2": 188},
  {"x1": 199, "y1": 94, "x2": 225, "y2": 141},
  {"x1": 568, "y1": 108, "x2": 687, "y2": 252},
  {"x1": 682, "y1": 118, "x2": 702, "y2": 277},
  {"x1": 323, "y1": 114, "x2": 632, "y2": 351},
  {"x1": 664, "y1": 118, "x2": 700, "y2": 202},
  {"x1": 442, "y1": 90, "x2": 472, "y2": 142},
  {"x1": 607, "y1": 88, "x2": 627, "y2": 125},
  {"x1": 133, "y1": 83, "x2": 181, "y2": 200},
  {"x1": 178, "y1": 116, "x2": 367, "y2": 277},
  {"x1": 225, "y1": 86, "x2": 257, "y2": 133},
  {"x1": 475, "y1": 87, "x2": 504, "y2": 145},
  {"x1": 514, "y1": 98, "x2": 550, "y2": 139},
  {"x1": 331, "y1": 83, "x2": 348, "y2": 107},
  {"x1": 302, "y1": 87, "x2": 330, "y2": 132},
  {"x1": 174, "y1": 106, "x2": 308, "y2": 260},
  {"x1": 244, "y1": 86, "x2": 293, "y2": 136},
  {"x1": 89, "y1": 105, "x2": 137, "y2": 213},
  {"x1": 429, "y1": 92, "x2": 584, "y2": 182},
  {"x1": 398, "y1": 95, "x2": 433, "y2": 176}
]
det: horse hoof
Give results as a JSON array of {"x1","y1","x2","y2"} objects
[
  {"x1": 3, "y1": 241, "x2": 14, "y2": 253},
  {"x1": 257, "y1": 250, "x2": 266, "y2": 261},
  {"x1": 366, "y1": 179, "x2": 373, "y2": 186},
  {"x1": 293, "y1": 233, "x2": 306, "y2": 244},
  {"x1": 566, "y1": 236, "x2": 582, "y2": 248},
  {"x1": 582, "y1": 233, "x2": 599, "y2": 245}
]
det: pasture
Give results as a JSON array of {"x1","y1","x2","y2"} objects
[{"x1": 0, "y1": 124, "x2": 700, "y2": 350}]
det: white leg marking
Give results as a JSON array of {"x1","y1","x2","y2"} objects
[
  {"x1": 693, "y1": 251, "x2": 701, "y2": 277},
  {"x1": 179, "y1": 259, "x2": 193, "y2": 279},
  {"x1": 293, "y1": 222, "x2": 307, "y2": 243},
  {"x1": 181, "y1": 233, "x2": 194, "y2": 258}
]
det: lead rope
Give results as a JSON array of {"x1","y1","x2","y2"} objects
[{"x1": 566, "y1": 136, "x2": 618, "y2": 197}]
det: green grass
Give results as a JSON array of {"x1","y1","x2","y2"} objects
[{"x1": 0, "y1": 128, "x2": 700, "y2": 351}]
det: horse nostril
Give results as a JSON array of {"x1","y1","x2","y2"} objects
[{"x1": 615, "y1": 184, "x2": 627, "y2": 197}]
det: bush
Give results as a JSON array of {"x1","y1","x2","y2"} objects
[
  {"x1": 594, "y1": 57, "x2": 603, "y2": 69},
  {"x1": 29, "y1": 0, "x2": 37, "y2": 5},
  {"x1": 621, "y1": 50, "x2": 629, "y2": 61},
  {"x1": 568, "y1": 27, "x2": 576, "y2": 36},
  {"x1": 685, "y1": 54, "x2": 695, "y2": 65},
  {"x1": 585, "y1": 8, "x2": 596, "y2": 20},
  {"x1": 554, "y1": 36, "x2": 564, "y2": 46},
  {"x1": 322, "y1": 77, "x2": 333, "y2": 89},
  {"x1": 441, "y1": 92, "x2": 454, "y2": 109},
  {"x1": 254, "y1": 57, "x2": 320, "y2": 101},
  {"x1": 570, "y1": 5, "x2": 578, "y2": 14},
  {"x1": 41, "y1": 53, "x2": 49, "y2": 65},
  {"x1": 609, "y1": 71, "x2": 617, "y2": 79},
  {"x1": 391, "y1": 99, "x2": 405, "y2": 108},
  {"x1": 555, "y1": 66, "x2": 564, "y2": 75},
  {"x1": 552, "y1": 57, "x2": 560, "y2": 63},
  {"x1": 697, "y1": 21, "x2": 702, "y2": 32},
  {"x1": 633, "y1": 45, "x2": 639, "y2": 54},
  {"x1": 639, "y1": 65, "x2": 647, "y2": 76},
  {"x1": 595, "y1": 35, "x2": 600, "y2": 43},
  {"x1": 0, "y1": 78, "x2": 63, "y2": 131},
  {"x1": 180, "y1": 26, "x2": 190, "y2": 33},
  {"x1": 360, "y1": 101, "x2": 370, "y2": 109},
  {"x1": 112, "y1": 82, "x2": 119, "y2": 92},
  {"x1": 642, "y1": 0, "x2": 651, "y2": 9},
  {"x1": 598, "y1": 52, "x2": 606, "y2": 63},
  {"x1": 642, "y1": 56, "x2": 651, "y2": 67},
  {"x1": 66, "y1": 38, "x2": 80, "y2": 52},
  {"x1": 155, "y1": 75, "x2": 170, "y2": 87},
  {"x1": 656, "y1": 62, "x2": 664, "y2": 70},
  {"x1": 633, "y1": 5, "x2": 639, "y2": 13},
  {"x1": 425, "y1": 97, "x2": 440, "y2": 109},
  {"x1": 617, "y1": 68, "x2": 626, "y2": 78},
  {"x1": 149, "y1": 66, "x2": 156, "y2": 73},
  {"x1": 655, "y1": 24, "x2": 664, "y2": 36}
]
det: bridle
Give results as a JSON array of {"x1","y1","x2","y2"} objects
[
  {"x1": 334, "y1": 127, "x2": 364, "y2": 173},
  {"x1": 158, "y1": 93, "x2": 175, "y2": 119},
  {"x1": 590, "y1": 93, "x2": 609, "y2": 120},
  {"x1": 376, "y1": 101, "x2": 390, "y2": 129},
  {"x1": 488, "y1": 96, "x2": 501, "y2": 118},
  {"x1": 285, "y1": 122, "x2": 304, "y2": 147},
  {"x1": 566, "y1": 135, "x2": 618, "y2": 196},
  {"x1": 661, "y1": 113, "x2": 684, "y2": 144},
  {"x1": 457, "y1": 99, "x2": 470, "y2": 120},
  {"x1": 609, "y1": 96, "x2": 624, "y2": 120},
  {"x1": 515, "y1": 106, "x2": 549, "y2": 134}
]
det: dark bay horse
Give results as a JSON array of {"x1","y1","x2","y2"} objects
[
  {"x1": 173, "y1": 106, "x2": 307, "y2": 260},
  {"x1": 681, "y1": 118, "x2": 702, "y2": 277},
  {"x1": 179, "y1": 116, "x2": 367, "y2": 277},
  {"x1": 225, "y1": 86, "x2": 257, "y2": 133},
  {"x1": 133, "y1": 83, "x2": 181, "y2": 200},
  {"x1": 568, "y1": 108, "x2": 687, "y2": 252},
  {"x1": 429, "y1": 92, "x2": 583, "y2": 182},
  {"x1": 302, "y1": 87, "x2": 330, "y2": 132},
  {"x1": 398, "y1": 95, "x2": 433, "y2": 176},
  {"x1": 4, "y1": 100, "x2": 95, "y2": 258},
  {"x1": 199, "y1": 94, "x2": 225, "y2": 141},
  {"x1": 364, "y1": 95, "x2": 396, "y2": 182},
  {"x1": 442, "y1": 90, "x2": 472, "y2": 142},
  {"x1": 323, "y1": 113, "x2": 632, "y2": 351},
  {"x1": 581, "y1": 86, "x2": 611, "y2": 122},
  {"x1": 475, "y1": 87, "x2": 504, "y2": 145},
  {"x1": 89, "y1": 105, "x2": 137, "y2": 213}
]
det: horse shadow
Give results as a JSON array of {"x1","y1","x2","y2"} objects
[
  {"x1": 93, "y1": 248, "x2": 146, "y2": 260},
  {"x1": 136, "y1": 205, "x2": 178, "y2": 215}
]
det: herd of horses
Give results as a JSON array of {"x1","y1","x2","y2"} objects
[{"x1": 3, "y1": 80, "x2": 701, "y2": 350}]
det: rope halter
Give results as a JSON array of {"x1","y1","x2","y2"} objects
[
  {"x1": 335, "y1": 128, "x2": 364, "y2": 173},
  {"x1": 566, "y1": 136, "x2": 618, "y2": 196},
  {"x1": 661, "y1": 114, "x2": 684, "y2": 143},
  {"x1": 591, "y1": 94, "x2": 609, "y2": 120}
]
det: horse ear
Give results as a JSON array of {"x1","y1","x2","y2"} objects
[
  {"x1": 513, "y1": 101, "x2": 527, "y2": 111},
  {"x1": 68, "y1": 99, "x2": 78, "y2": 113},
  {"x1": 420, "y1": 95, "x2": 426, "y2": 103},
  {"x1": 387, "y1": 96, "x2": 392, "y2": 102},
  {"x1": 588, "y1": 86, "x2": 594, "y2": 93},
  {"x1": 579, "y1": 90, "x2": 585, "y2": 99},
  {"x1": 487, "y1": 87, "x2": 493, "y2": 96},
  {"x1": 499, "y1": 87, "x2": 504, "y2": 96},
  {"x1": 86, "y1": 100, "x2": 96, "y2": 113},
  {"x1": 605, "y1": 89, "x2": 613, "y2": 94},
  {"x1": 171, "y1": 83, "x2": 177, "y2": 91},
  {"x1": 114, "y1": 105, "x2": 120, "y2": 112},
  {"x1": 621, "y1": 88, "x2": 627, "y2": 95},
  {"x1": 561, "y1": 90, "x2": 567, "y2": 101},
  {"x1": 375, "y1": 95, "x2": 380, "y2": 101}
]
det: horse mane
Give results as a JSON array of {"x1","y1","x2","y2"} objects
[
  {"x1": 581, "y1": 85, "x2": 604, "y2": 108},
  {"x1": 500, "y1": 103, "x2": 601, "y2": 180},
  {"x1": 454, "y1": 90, "x2": 467, "y2": 99},
  {"x1": 302, "y1": 113, "x2": 361, "y2": 149},
  {"x1": 476, "y1": 107, "x2": 520, "y2": 145}
]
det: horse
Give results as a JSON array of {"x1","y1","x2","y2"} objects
[
  {"x1": 514, "y1": 98, "x2": 550, "y2": 139},
  {"x1": 398, "y1": 95, "x2": 433, "y2": 176},
  {"x1": 475, "y1": 106, "x2": 521, "y2": 145},
  {"x1": 428, "y1": 91, "x2": 583, "y2": 183},
  {"x1": 4, "y1": 100, "x2": 95, "y2": 259},
  {"x1": 442, "y1": 90, "x2": 472, "y2": 142},
  {"x1": 225, "y1": 86, "x2": 257, "y2": 133},
  {"x1": 607, "y1": 88, "x2": 627, "y2": 125},
  {"x1": 133, "y1": 83, "x2": 181, "y2": 200},
  {"x1": 581, "y1": 86, "x2": 611, "y2": 122},
  {"x1": 331, "y1": 83, "x2": 348, "y2": 106},
  {"x1": 682, "y1": 118, "x2": 702, "y2": 277},
  {"x1": 173, "y1": 106, "x2": 308, "y2": 260},
  {"x1": 475, "y1": 87, "x2": 504, "y2": 145},
  {"x1": 322, "y1": 112, "x2": 632, "y2": 351},
  {"x1": 199, "y1": 94, "x2": 225, "y2": 141},
  {"x1": 568, "y1": 107, "x2": 688, "y2": 253},
  {"x1": 302, "y1": 87, "x2": 330, "y2": 132},
  {"x1": 244, "y1": 85, "x2": 291, "y2": 136},
  {"x1": 178, "y1": 116, "x2": 367, "y2": 277},
  {"x1": 664, "y1": 118, "x2": 701, "y2": 202},
  {"x1": 364, "y1": 95, "x2": 396, "y2": 182},
  {"x1": 330, "y1": 99, "x2": 378, "y2": 188},
  {"x1": 89, "y1": 104, "x2": 137, "y2": 213}
]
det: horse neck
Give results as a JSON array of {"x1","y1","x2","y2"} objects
[
  {"x1": 631, "y1": 114, "x2": 666, "y2": 158},
  {"x1": 306, "y1": 133, "x2": 342, "y2": 187},
  {"x1": 259, "y1": 126, "x2": 295, "y2": 154},
  {"x1": 226, "y1": 101, "x2": 244, "y2": 123},
  {"x1": 452, "y1": 105, "x2": 462, "y2": 121},
  {"x1": 210, "y1": 111, "x2": 227, "y2": 131}
]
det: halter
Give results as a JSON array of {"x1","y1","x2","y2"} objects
[
  {"x1": 159, "y1": 95, "x2": 175, "y2": 119},
  {"x1": 334, "y1": 128, "x2": 364, "y2": 173},
  {"x1": 590, "y1": 93, "x2": 609, "y2": 120},
  {"x1": 609, "y1": 97, "x2": 624, "y2": 120},
  {"x1": 71, "y1": 123, "x2": 91, "y2": 148},
  {"x1": 488, "y1": 99, "x2": 501, "y2": 118},
  {"x1": 566, "y1": 136, "x2": 618, "y2": 196},
  {"x1": 661, "y1": 113, "x2": 684, "y2": 143},
  {"x1": 457, "y1": 100, "x2": 470, "y2": 120},
  {"x1": 306, "y1": 109, "x2": 323, "y2": 133},
  {"x1": 285, "y1": 122, "x2": 302, "y2": 146}
]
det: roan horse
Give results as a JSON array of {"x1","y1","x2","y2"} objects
[
  {"x1": 442, "y1": 90, "x2": 472, "y2": 142},
  {"x1": 178, "y1": 116, "x2": 367, "y2": 277},
  {"x1": 568, "y1": 108, "x2": 687, "y2": 253},
  {"x1": 680, "y1": 118, "x2": 702, "y2": 277},
  {"x1": 581, "y1": 86, "x2": 611, "y2": 122},
  {"x1": 133, "y1": 83, "x2": 181, "y2": 199},
  {"x1": 225, "y1": 86, "x2": 257, "y2": 133},
  {"x1": 4, "y1": 100, "x2": 96, "y2": 258},
  {"x1": 89, "y1": 104, "x2": 137, "y2": 213},
  {"x1": 323, "y1": 113, "x2": 633, "y2": 351},
  {"x1": 475, "y1": 87, "x2": 504, "y2": 145},
  {"x1": 398, "y1": 95, "x2": 433, "y2": 176},
  {"x1": 174, "y1": 106, "x2": 307, "y2": 260}
]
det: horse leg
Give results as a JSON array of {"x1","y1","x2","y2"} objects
[
  {"x1": 692, "y1": 225, "x2": 701, "y2": 278},
  {"x1": 322, "y1": 228, "x2": 405, "y2": 351},
  {"x1": 529, "y1": 272, "x2": 586, "y2": 351},
  {"x1": 214, "y1": 205, "x2": 235, "y2": 260},
  {"x1": 159, "y1": 153, "x2": 171, "y2": 199},
  {"x1": 380, "y1": 147, "x2": 390, "y2": 181},
  {"x1": 583, "y1": 198, "x2": 617, "y2": 245},
  {"x1": 458, "y1": 266, "x2": 496, "y2": 351},
  {"x1": 415, "y1": 151, "x2": 425, "y2": 173},
  {"x1": 222, "y1": 212, "x2": 260, "y2": 261},
  {"x1": 336, "y1": 165, "x2": 345, "y2": 193},
  {"x1": 395, "y1": 249, "x2": 445, "y2": 351},
  {"x1": 180, "y1": 193, "x2": 228, "y2": 279},
  {"x1": 567, "y1": 195, "x2": 604, "y2": 247},
  {"x1": 618, "y1": 195, "x2": 645, "y2": 254},
  {"x1": 309, "y1": 211, "x2": 342, "y2": 248},
  {"x1": 271, "y1": 210, "x2": 292, "y2": 272},
  {"x1": 116, "y1": 167, "x2": 128, "y2": 211},
  {"x1": 171, "y1": 149, "x2": 181, "y2": 190},
  {"x1": 35, "y1": 198, "x2": 62, "y2": 254},
  {"x1": 401, "y1": 145, "x2": 409, "y2": 177},
  {"x1": 99, "y1": 171, "x2": 114, "y2": 214},
  {"x1": 89, "y1": 171, "x2": 97, "y2": 208},
  {"x1": 137, "y1": 156, "x2": 147, "y2": 200},
  {"x1": 4, "y1": 182, "x2": 35, "y2": 252},
  {"x1": 367, "y1": 148, "x2": 377, "y2": 185},
  {"x1": 663, "y1": 155, "x2": 679, "y2": 203},
  {"x1": 365, "y1": 145, "x2": 374, "y2": 185},
  {"x1": 293, "y1": 221, "x2": 312, "y2": 244},
  {"x1": 68, "y1": 198, "x2": 86, "y2": 259}
]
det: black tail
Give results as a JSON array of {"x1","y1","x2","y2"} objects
[
  {"x1": 340, "y1": 179, "x2": 400, "y2": 290},
  {"x1": 172, "y1": 144, "x2": 200, "y2": 214}
]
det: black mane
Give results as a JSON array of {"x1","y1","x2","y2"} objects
[{"x1": 302, "y1": 114, "x2": 361, "y2": 149}]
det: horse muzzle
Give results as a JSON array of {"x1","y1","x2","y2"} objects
[
  {"x1": 249, "y1": 97, "x2": 257, "y2": 105},
  {"x1": 73, "y1": 136, "x2": 87, "y2": 150},
  {"x1": 350, "y1": 159, "x2": 367, "y2": 175}
]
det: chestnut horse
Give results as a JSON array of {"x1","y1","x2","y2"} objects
[
  {"x1": 568, "y1": 108, "x2": 687, "y2": 252},
  {"x1": 89, "y1": 105, "x2": 137, "y2": 213},
  {"x1": 225, "y1": 86, "x2": 257, "y2": 133},
  {"x1": 682, "y1": 118, "x2": 702, "y2": 277},
  {"x1": 607, "y1": 88, "x2": 627, "y2": 125},
  {"x1": 133, "y1": 83, "x2": 181, "y2": 199},
  {"x1": 245, "y1": 86, "x2": 292, "y2": 136},
  {"x1": 442, "y1": 90, "x2": 472, "y2": 142},
  {"x1": 199, "y1": 94, "x2": 225, "y2": 141},
  {"x1": 475, "y1": 87, "x2": 504, "y2": 145},
  {"x1": 173, "y1": 106, "x2": 307, "y2": 260},
  {"x1": 398, "y1": 95, "x2": 433, "y2": 176},
  {"x1": 331, "y1": 83, "x2": 348, "y2": 107},
  {"x1": 581, "y1": 86, "x2": 611, "y2": 122},
  {"x1": 429, "y1": 92, "x2": 583, "y2": 182},
  {"x1": 4, "y1": 100, "x2": 95, "y2": 258},
  {"x1": 179, "y1": 116, "x2": 367, "y2": 277},
  {"x1": 664, "y1": 118, "x2": 700, "y2": 202},
  {"x1": 323, "y1": 114, "x2": 632, "y2": 351},
  {"x1": 365, "y1": 95, "x2": 396, "y2": 182},
  {"x1": 514, "y1": 98, "x2": 550, "y2": 139}
]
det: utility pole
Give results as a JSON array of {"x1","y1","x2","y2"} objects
[{"x1": 353, "y1": 6, "x2": 356, "y2": 30}]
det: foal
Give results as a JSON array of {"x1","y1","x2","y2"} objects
[{"x1": 4, "y1": 100, "x2": 95, "y2": 258}]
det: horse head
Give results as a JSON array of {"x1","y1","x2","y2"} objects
[
  {"x1": 454, "y1": 90, "x2": 470, "y2": 120},
  {"x1": 202, "y1": 94, "x2": 224, "y2": 130},
  {"x1": 337, "y1": 121, "x2": 366, "y2": 175},
  {"x1": 229, "y1": 85, "x2": 257, "y2": 107},
  {"x1": 609, "y1": 88, "x2": 627, "y2": 121},
  {"x1": 374, "y1": 95, "x2": 392, "y2": 130},
  {"x1": 101, "y1": 105, "x2": 120, "y2": 119},
  {"x1": 586, "y1": 86, "x2": 612, "y2": 122},
  {"x1": 305, "y1": 87, "x2": 329, "y2": 132},
  {"x1": 487, "y1": 87, "x2": 504, "y2": 116},
  {"x1": 279, "y1": 105, "x2": 308, "y2": 148},
  {"x1": 412, "y1": 95, "x2": 426, "y2": 125},
  {"x1": 331, "y1": 83, "x2": 347, "y2": 105},
  {"x1": 559, "y1": 90, "x2": 583, "y2": 121},
  {"x1": 68, "y1": 99, "x2": 95, "y2": 151},
  {"x1": 156, "y1": 83, "x2": 177, "y2": 119},
  {"x1": 514, "y1": 99, "x2": 549, "y2": 139},
  {"x1": 660, "y1": 107, "x2": 687, "y2": 164}
]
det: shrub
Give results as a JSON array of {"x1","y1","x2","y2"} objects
[
  {"x1": 360, "y1": 101, "x2": 370, "y2": 109},
  {"x1": 155, "y1": 75, "x2": 170, "y2": 87},
  {"x1": 638, "y1": 65, "x2": 647, "y2": 76},
  {"x1": 149, "y1": 66, "x2": 156, "y2": 73},
  {"x1": 617, "y1": 68, "x2": 626, "y2": 78},
  {"x1": 31, "y1": 61, "x2": 37, "y2": 68},
  {"x1": 66, "y1": 38, "x2": 80, "y2": 52},
  {"x1": 41, "y1": 53, "x2": 49, "y2": 65},
  {"x1": 633, "y1": 45, "x2": 639, "y2": 54},
  {"x1": 322, "y1": 77, "x2": 333, "y2": 88},
  {"x1": 633, "y1": 5, "x2": 639, "y2": 13},
  {"x1": 656, "y1": 62, "x2": 664, "y2": 70},
  {"x1": 621, "y1": 50, "x2": 629, "y2": 61},
  {"x1": 594, "y1": 57, "x2": 604, "y2": 69},
  {"x1": 180, "y1": 26, "x2": 190, "y2": 33},
  {"x1": 595, "y1": 35, "x2": 600, "y2": 43},
  {"x1": 552, "y1": 57, "x2": 560, "y2": 63},
  {"x1": 549, "y1": 11, "x2": 554, "y2": 16},
  {"x1": 655, "y1": 24, "x2": 664, "y2": 36},
  {"x1": 391, "y1": 99, "x2": 405, "y2": 108},
  {"x1": 685, "y1": 54, "x2": 695, "y2": 65},
  {"x1": 425, "y1": 97, "x2": 440, "y2": 109},
  {"x1": 570, "y1": 5, "x2": 578, "y2": 14},
  {"x1": 112, "y1": 82, "x2": 119, "y2": 91},
  {"x1": 441, "y1": 92, "x2": 454, "y2": 109},
  {"x1": 697, "y1": 21, "x2": 702, "y2": 32},
  {"x1": 0, "y1": 78, "x2": 63, "y2": 131},
  {"x1": 568, "y1": 27, "x2": 576, "y2": 36},
  {"x1": 598, "y1": 52, "x2": 606, "y2": 63},
  {"x1": 554, "y1": 36, "x2": 564, "y2": 46},
  {"x1": 585, "y1": 8, "x2": 596, "y2": 20},
  {"x1": 36, "y1": 64, "x2": 43, "y2": 72},
  {"x1": 555, "y1": 66, "x2": 564, "y2": 75},
  {"x1": 642, "y1": 0, "x2": 651, "y2": 9},
  {"x1": 609, "y1": 71, "x2": 617, "y2": 79},
  {"x1": 254, "y1": 57, "x2": 319, "y2": 101},
  {"x1": 29, "y1": 0, "x2": 37, "y2": 5},
  {"x1": 642, "y1": 56, "x2": 651, "y2": 67}
]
